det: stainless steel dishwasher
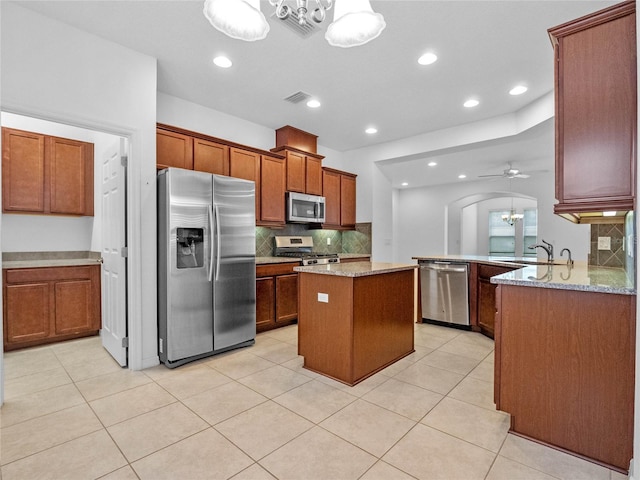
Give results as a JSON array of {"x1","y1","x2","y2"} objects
[{"x1": 419, "y1": 260, "x2": 470, "y2": 328}]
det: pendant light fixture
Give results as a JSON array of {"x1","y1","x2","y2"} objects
[
  {"x1": 203, "y1": 0, "x2": 385, "y2": 47},
  {"x1": 325, "y1": 0, "x2": 386, "y2": 48},
  {"x1": 203, "y1": 0, "x2": 270, "y2": 41},
  {"x1": 502, "y1": 178, "x2": 524, "y2": 225}
]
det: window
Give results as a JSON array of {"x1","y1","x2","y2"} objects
[
  {"x1": 489, "y1": 210, "x2": 515, "y2": 256},
  {"x1": 523, "y1": 209, "x2": 538, "y2": 256}
]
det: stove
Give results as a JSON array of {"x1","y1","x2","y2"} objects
[{"x1": 274, "y1": 236, "x2": 340, "y2": 266}]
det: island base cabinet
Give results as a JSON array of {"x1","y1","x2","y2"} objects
[
  {"x1": 3, "y1": 266, "x2": 101, "y2": 351},
  {"x1": 495, "y1": 284, "x2": 635, "y2": 472},
  {"x1": 298, "y1": 270, "x2": 414, "y2": 386}
]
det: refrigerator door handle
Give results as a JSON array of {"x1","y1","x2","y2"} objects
[
  {"x1": 208, "y1": 204, "x2": 214, "y2": 282},
  {"x1": 215, "y1": 204, "x2": 221, "y2": 282}
]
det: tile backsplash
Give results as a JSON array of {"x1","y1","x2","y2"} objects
[
  {"x1": 256, "y1": 223, "x2": 372, "y2": 257},
  {"x1": 589, "y1": 222, "x2": 626, "y2": 268}
]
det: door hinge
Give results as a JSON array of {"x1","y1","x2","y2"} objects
[
  {"x1": 121, "y1": 337, "x2": 129, "y2": 348},
  {"x1": 121, "y1": 247, "x2": 128, "y2": 257},
  {"x1": 121, "y1": 155, "x2": 128, "y2": 168}
]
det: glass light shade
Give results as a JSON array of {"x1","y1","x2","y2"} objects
[
  {"x1": 325, "y1": 0, "x2": 386, "y2": 48},
  {"x1": 203, "y1": 0, "x2": 269, "y2": 42}
]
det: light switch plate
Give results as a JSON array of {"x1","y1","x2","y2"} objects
[
  {"x1": 318, "y1": 292, "x2": 329, "y2": 303},
  {"x1": 598, "y1": 236, "x2": 611, "y2": 250}
]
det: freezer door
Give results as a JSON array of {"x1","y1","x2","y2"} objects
[
  {"x1": 158, "y1": 168, "x2": 214, "y2": 363},
  {"x1": 212, "y1": 174, "x2": 256, "y2": 350}
]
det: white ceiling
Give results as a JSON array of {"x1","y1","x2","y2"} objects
[{"x1": 11, "y1": 0, "x2": 617, "y2": 187}]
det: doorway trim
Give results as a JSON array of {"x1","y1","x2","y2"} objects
[{"x1": 0, "y1": 105, "x2": 148, "y2": 404}]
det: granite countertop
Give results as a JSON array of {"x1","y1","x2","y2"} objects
[
  {"x1": 490, "y1": 262, "x2": 636, "y2": 295},
  {"x1": 3, "y1": 251, "x2": 102, "y2": 269},
  {"x1": 294, "y1": 261, "x2": 417, "y2": 277},
  {"x1": 256, "y1": 253, "x2": 371, "y2": 265}
]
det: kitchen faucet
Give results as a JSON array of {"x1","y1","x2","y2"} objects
[
  {"x1": 560, "y1": 247, "x2": 573, "y2": 267},
  {"x1": 529, "y1": 239, "x2": 554, "y2": 263}
]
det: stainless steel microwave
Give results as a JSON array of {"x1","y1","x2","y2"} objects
[{"x1": 286, "y1": 192, "x2": 325, "y2": 223}]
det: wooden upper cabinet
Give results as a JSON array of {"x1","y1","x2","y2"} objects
[
  {"x1": 272, "y1": 146, "x2": 324, "y2": 194},
  {"x1": 49, "y1": 137, "x2": 93, "y2": 216},
  {"x1": 230, "y1": 147, "x2": 260, "y2": 221},
  {"x1": 193, "y1": 138, "x2": 229, "y2": 175},
  {"x1": 2, "y1": 127, "x2": 93, "y2": 216},
  {"x1": 2, "y1": 128, "x2": 45, "y2": 213},
  {"x1": 340, "y1": 173, "x2": 356, "y2": 228},
  {"x1": 322, "y1": 168, "x2": 341, "y2": 227},
  {"x1": 285, "y1": 150, "x2": 306, "y2": 193},
  {"x1": 549, "y1": 1, "x2": 636, "y2": 216},
  {"x1": 156, "y1": 129, "x2": 193, "y2": 170},
  {"x1": 260, "y1": 155, "x2": 286, "y2": 225},
  {"x1": 322, "y1": 167, "x2": 357, "y2": 230},
  {"x1": 306, "y1": 156, "x2": 323, "y2": 195}
]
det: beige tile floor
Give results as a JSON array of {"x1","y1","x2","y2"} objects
[{"x1": 0, "y1": 322, "x2": 628, "y2": 480}]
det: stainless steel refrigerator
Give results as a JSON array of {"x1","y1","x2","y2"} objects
[{"x1": 158, "y1": 168, "x2": 256, "y2": 368}]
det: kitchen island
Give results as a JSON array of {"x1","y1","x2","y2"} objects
[
  {"x1": 492, "y1": 263, "x2": 635, "y2": 472},
  {"x1": 295, "y1": 261, "x2": 417, "y2": 386}
]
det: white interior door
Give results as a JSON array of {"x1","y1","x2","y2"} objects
[{"x1": 101, "y1": 137, "x2": 127, "y2": 366}]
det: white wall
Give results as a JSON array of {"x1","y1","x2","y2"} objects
[
  {"x1": 392, "y1": 172, "x2": 590, "y2": 265},
  {"x1": 1, "y1": 112, "x2": 122, "y2": 253},
  {"x1": 1, "y1": 3, "x2": 159, "y2": 378},
  {"x1": 157, "y1": 93, "x2": 346, "y2": 170}
]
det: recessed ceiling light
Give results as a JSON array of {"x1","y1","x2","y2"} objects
[
  {"x1": 418, "y1": 52, "x2": 438, "y2": 66},
  {"x1": 306, "y1": 99, "x2": 321, "y2": 108},
  {"x1": 509, "y1": 85, "x2": 528, "y2": 96},
  {"x1": 463, "y1": 99, "x2": 479, "y2": 108},
  {"x1": 213, "y1": 56, "x2": 232, "y2": 68},
  {"x1": 458, "y1": 174, "x2": 467, "y2": 179},
  {"x1": 603, "y1": 211, "x2": 617, "y2": 216},
  {"x1": 365, "y1": 127, "x2": 378, "y2": 134},
  {"x1": 428, "y1": 161, "x2": 437, "y2": 167},
  {"x1": 401, "y1": 182, "x2": 409, "y2": 187}
]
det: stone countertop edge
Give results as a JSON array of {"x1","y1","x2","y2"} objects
[
  {"x1": 294, "y1": 262, "x2": 417, "y2": 277},
  {"x1": 412, "y1": 254, "x2": 560, "y2": 268},
  {"x1": 3, "y1": 251, "x2": 102, "y2": 269},
  {"x1": 490, "y1": 264, "x2": 636, "y2": 295}
]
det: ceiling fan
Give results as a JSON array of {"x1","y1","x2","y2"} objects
[{"x1": 478, "y1": 163, "x2": 532, "y2": 179}]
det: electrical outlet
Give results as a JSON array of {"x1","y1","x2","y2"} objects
[
  {"x1": 327, "y1": 237, "x2": 331, "y2": 246},
  {"x1": 598, "y1": 236, "x2": 611, "y2": 250}
]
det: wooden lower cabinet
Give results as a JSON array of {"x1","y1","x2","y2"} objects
[
  {"x1": 298, "y1": 269, "x2": 414, "y2": 385},
  {"x1": 476, "y1": 264, "x2": 517, "y2": 338},
  {"x1": 3, "y1": 265, "x2": 101, "y2": 350},
  {"x1": 255, "y1": 262, "x2": 298, "y2": 332},
  {"x1": 495, "y1": 284, "x2": 635, "y2": 472}
]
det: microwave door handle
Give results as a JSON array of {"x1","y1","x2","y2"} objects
[
  {"x1": 207, "y1": 204, "x2": 214, "y2": 282},
  {"x1": 215, "y1": 204, "x2": 221, "y2": 282}
]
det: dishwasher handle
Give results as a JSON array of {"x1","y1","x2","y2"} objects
[{"x1": 420, "y1": 262, "x2": 468, "y2": 273}]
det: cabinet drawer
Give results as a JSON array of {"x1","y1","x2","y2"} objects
[
  {"x1": 5, "y1": 266, "x2": 94, "y2": 284},
  {"x1": 256, "y1": 262, "x2": 299, "y2": 277},
  {"x1": 478, "y1": 264, "x2": 516, "y2": 280}
]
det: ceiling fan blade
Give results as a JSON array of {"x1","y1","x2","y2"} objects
[
  {"x1": 478, "y1": 174, "x2": 504, "y2": 177},
  {"x1": 514, "y1": 173, "x2": 530, "y2": 178}
]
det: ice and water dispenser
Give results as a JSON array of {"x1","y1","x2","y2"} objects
[{"x1": 176, "y1": 228, "x2": 204, "y2": 269}]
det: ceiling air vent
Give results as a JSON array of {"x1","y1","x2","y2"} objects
[
  {"x1": 271, "y1": 11, "x2": 320, "y2": 39},
  {"x1": 284, "y1": 91, "x2": 312, "y2": 104}
]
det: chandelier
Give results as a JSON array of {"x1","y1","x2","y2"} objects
[
  {"x1": 502, "y1": 208, "x2": 524, "y2": 226},
  {"x1": 203, "y1": 0, "x2": 386, "y2": 48}
]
